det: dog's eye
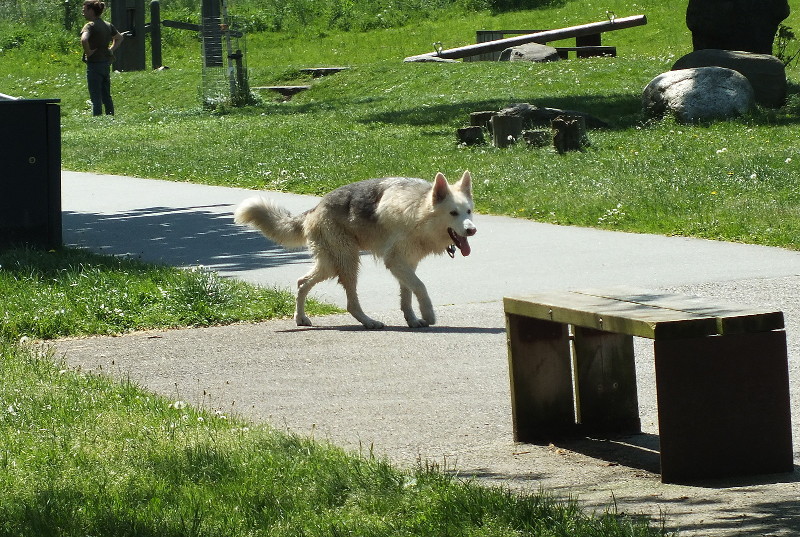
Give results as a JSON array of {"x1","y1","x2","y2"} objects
[
  {"x1": 467, "y1": 209, "x2": 472, "y2": 215},
  {"x1": 450, "y1": 210, "x2": 459, "y2": 216}
]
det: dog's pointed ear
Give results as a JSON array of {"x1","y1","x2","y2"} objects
[
  {"x1": 455, "y1": 170, "x2": 472, "y2": 197},
  {"x1": 432, "y1": 172, "x2": 450, "y2": 204}
]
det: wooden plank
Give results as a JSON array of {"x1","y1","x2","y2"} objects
[
  {"x1": 299, "y1": 67, "x2": 348, "y2": 77},
  {"x1": 405, "y1": 15, "x2": 646, "y2": 61},
  {"x1": 574, "y1": 287, "x2": 784, "y2": 334},
  {"x1": 505, "y1": 314, "x2": 577, "y2": 441},
  {"x1": 654, "y1": 330, "x2": 793, "y2": 482},
  {"x1": 503, "y1": 293, "x2": 720, "y2": 340},
  {"x1": 504, "y1": 287, "x2": 783, "y2": 339},
  {"x1": 573, "y1": 327, "x2": 641, "y2": 434},
  {"x1": 252, "y1": 86, "x2": 310, "y2": 97}
]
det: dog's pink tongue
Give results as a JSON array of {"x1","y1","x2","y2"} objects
[{"x1": 458, "y1": 237, "x2": 471, "y2": 256}]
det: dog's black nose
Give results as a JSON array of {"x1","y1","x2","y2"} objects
[{"x1": 466, "y1": 227, "x2": 477, "y2": 236}]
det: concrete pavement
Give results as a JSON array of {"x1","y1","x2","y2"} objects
[
  {"x1": 56, "y1": 170, "x2": 800, "y2": 536},
  {"x1": 62, "y1": 170, "x2": 800, "y2": 314}
]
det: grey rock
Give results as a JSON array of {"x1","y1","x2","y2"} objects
[
  {"x1": 643, "y1": 66, "x2": 755, "y2": 123},
  {"x1": 672, "y1": 49, "x2": 787, "y2": 108},
  {"x1": 498, "y1": 43, "x2": 561, "y2": 62}
]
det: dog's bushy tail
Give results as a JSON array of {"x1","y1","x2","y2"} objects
[{"x1": 234, "y1": 197, "x2": 307, "y2": 248}]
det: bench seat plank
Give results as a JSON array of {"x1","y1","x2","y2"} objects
[
  {"x1": 574, "y1": 288, "x2": 784, "y2": 335},
  {"x1": 504, "y1": 287, "x2": 783, "y2": 340}
]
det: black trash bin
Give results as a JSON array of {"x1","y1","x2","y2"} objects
[{"x1": 0, "y1": 98, "x2": 62, "y2": 250}]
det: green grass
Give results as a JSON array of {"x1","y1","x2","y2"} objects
[
  {"x1": 0, "y1": 339, "x2": 670, "y2": 537},
  {"x1": 0, "y1": 0, "x2": 793, "y2": 533},
  {"x1": 1, "y1": 0, "x2": 799, "y2": 247},
  {"x1": 0, "y1": 247, "x2": 339, "y2": 340}
]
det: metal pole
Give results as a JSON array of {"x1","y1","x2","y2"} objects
[{"x1": 404, "y1": 14, "x2": 647, "y2": 61}]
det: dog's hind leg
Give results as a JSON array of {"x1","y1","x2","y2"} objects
[
  {"x1": 338, "y1": 268, "x2": 385, "y2": 330},
  {"x1": 295, "y1": 261, "x2": 334, "y2": 326},
  {"x1": 312, "y1": 237, "x2": 384, "y2": 329}
]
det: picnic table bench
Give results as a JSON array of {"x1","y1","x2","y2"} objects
[{"x1": 504, "y1": 287, "x2": 794, "y2": 483}]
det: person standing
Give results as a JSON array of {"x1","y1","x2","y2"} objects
[{"x1": 80, "y1": 0, "x2": 123, "y2": 116}]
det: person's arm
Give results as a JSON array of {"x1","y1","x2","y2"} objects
[
  {"x1": 110, "y1": 31, "x2": 124, "y2": 53},
  {"x1": 80, "y1": 29, "x2": 95, "y2": 58}
]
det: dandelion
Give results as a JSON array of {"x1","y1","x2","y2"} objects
[
  {"x1": 170, "y1": 400, "x2": 187, "y2": 410},
  {"x1": 7, "y1": 405, "x2": 17, "y2": 416},
  {"x1": 716, "y1": 148, "x2": 728, "y2": 154},
  {"x1": 786, "y1": 157, "x2": 792, "y2": 164},
  {"x1": 750, "y1": 173, "x2": 758, "y2": 179}
]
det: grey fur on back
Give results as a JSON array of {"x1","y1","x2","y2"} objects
[{"x1": 318, "y1": 177, "x2": 430, "y2": 224}]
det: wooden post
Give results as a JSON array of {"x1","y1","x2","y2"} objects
[
  {"x1": 505, "y1": 314, "x2": 577, "y2": 441},
  {"x1": 490, "y1": 115, "x2": 523, "y2": 148},
  {"x1": 150, "y1": 0, "x2": 162, "y2": 70},
  {"x1": 457, "y1": 126, "x2": 485, "y2": 145},
  {"x1": 469, "y1": 111, "x2": 495, "y2": 131},
  {"x1": 522, "y1": 130, "x2": 551, "y2": 147},
  {"x1": 552, "y1": 115, "x2": 588, "y2": 153}
]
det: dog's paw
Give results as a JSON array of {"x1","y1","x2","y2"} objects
[
  {"x1": 362, "y1": 319, "x2": 385, "y2": 330},
  {"x1": 295, "y1": 314, "x2": 313, "y2": 326},
  {"x1": 407, "y1": 318, "x2": 430, "y2": 328}
]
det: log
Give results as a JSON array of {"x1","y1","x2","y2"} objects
[
  {"x1": 490, "y1": 115, "x2": 523, "y2": 148},
  {"x1": 552, "y1": 115, "x2": 588, "y2": 153},
  {"x1": 469, "y1": 110, "x2": 495, "y2": 131},
  {"x1": 404, "y1": 15, "x2": 646, "y2": 62},
  {"x1": 457, "y1": 126, "x2": 485, "y2": 146},
  {"x1": 522, "y1": 129, "x2": 551, "y2": 147}
]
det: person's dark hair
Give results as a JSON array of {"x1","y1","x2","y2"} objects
[{"x1": 83, "y1": 0, "x2": 105, "y2": 16}]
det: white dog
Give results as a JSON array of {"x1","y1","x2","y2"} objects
[{"x1": 234, "y1": 171, "x2": 476, "y2": 329}]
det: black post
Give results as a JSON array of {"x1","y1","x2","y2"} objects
[{"x1": 150, "y1": 0, "x2": 162, "y2": 69}]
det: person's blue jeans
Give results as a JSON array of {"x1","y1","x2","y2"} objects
[{"x1": 86, "y1": 61, "x2": 114, "y2": 116}]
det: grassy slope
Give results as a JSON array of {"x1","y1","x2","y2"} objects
[{"x1": 2, "y1": 0, "x2": 799, "y2": 247}]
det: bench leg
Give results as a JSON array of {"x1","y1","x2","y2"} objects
[
  {"x1": 654, "y1": 330, "x2": 794, "y2": 483},
  {"x1": 573, "y1": 327, "x2": 641, "y2": 435},
  {"x1": 506, "y1": 314, "x2": 575, "y2": 441},
  {"x1": 575, "y1": 33, "x2": 601, "y2": 57}
]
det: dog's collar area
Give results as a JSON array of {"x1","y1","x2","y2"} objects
[{"x1": 446, "y1": 244, "x2": 456, "y2": 258}]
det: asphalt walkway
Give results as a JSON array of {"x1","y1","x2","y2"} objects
[{"x1": 55, "y1": 170, "x2": 800, "y2": 536}]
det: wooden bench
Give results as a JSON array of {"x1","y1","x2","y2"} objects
[
  {"x1": 504, "y1": 288, "x2": 794, "y2": 483},
  {"x1": 467, "y1": 30, "x2": 616, "y2": 62}
]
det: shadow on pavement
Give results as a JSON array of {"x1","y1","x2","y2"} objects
[{"x1": 63, "y1": 205, "x2": 309, "y2": 272}]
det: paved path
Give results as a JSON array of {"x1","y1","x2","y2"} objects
[{"x1": 56, "y1": 171, "x2": 800, "y2": 536}]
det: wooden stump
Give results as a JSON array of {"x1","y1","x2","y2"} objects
[
  {"x1": 457, "y1": 126, "x2": 485, "y2": 146},
  {"x1": 522, "y1": 129, "x2": 551, "y2": 147},
  {"x1": 551, "y1": 115, "x2": 588, "y2": 153},
  {"x1": 490, "y1": 114, "x2": 523, "y2": 148},
  {"x1": 469, "y1": 111, "x2": 496, "y2": 131}
]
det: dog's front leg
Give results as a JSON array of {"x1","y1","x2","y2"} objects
[
  {"x1": 388, "y1": 261, "x2": 435, "y2": 328},
  {"x1": 399, "y1": 285, "x2": 427, "y2": 328}
]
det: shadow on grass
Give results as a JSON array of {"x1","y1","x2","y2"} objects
[{"x1": 252, "y1": 82, "x2": 800, "y2": 130}]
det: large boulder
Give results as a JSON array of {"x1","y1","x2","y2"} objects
[
  {"x1": 642, "y1": 66, "x2": 755, "y2": 123},
  {"x1": 686, "y1": 0, "x2": 790, "y2": 54},
  {"x1": 498, "y1": 43, "x2": 561, "y2": 63},
  {"x1": 672, "y1": 49, "x2": 787, "y2": 107}
]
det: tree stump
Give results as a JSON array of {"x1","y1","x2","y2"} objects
[
  {"x1": 470, "y1": 111, "x2": 496, "y2": 131},
  {"x1": 490, "y1": 114, "x2": 523, "y2": 148},
  {"x1": 522, "y1": 129, "x2": 551, "y2": 147},
  {"x1": 551, "y1": 115, "x2": 588, "y2": 153},
  {"x1": 457, "y1": 126, "x2": 485, "y2": 146}
]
